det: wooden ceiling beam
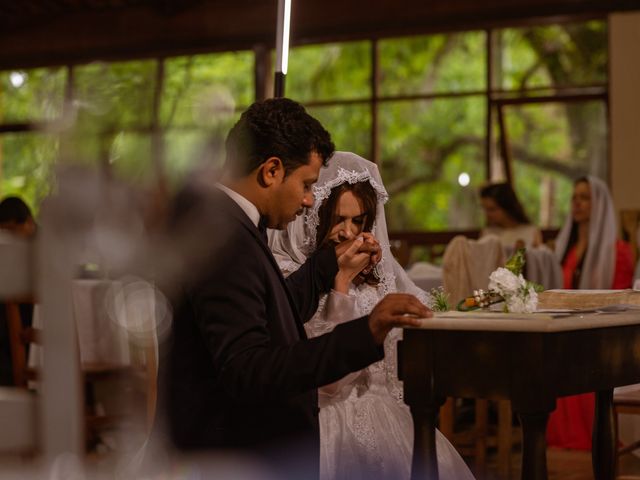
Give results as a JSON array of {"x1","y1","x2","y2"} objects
[{"x1": 0, "y1": 0, "x2": 639, "y2": 70}]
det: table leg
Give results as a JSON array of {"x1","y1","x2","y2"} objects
[
  {"x1": 517, "y1": 411, "x2": 549, "y2": 480},
  {"x1": 592, "y1": 388, "x2": 615, "y2": 480},
  {"x1": 475, "y1": 399, "x2": 489, "y2": 473},
  {"x1": 410, "y1": 403, "x2": 440, "y2": 480}
]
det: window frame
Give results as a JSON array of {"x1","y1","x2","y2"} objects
[{"x1": 0, "y1": 17, "x2": 609, "y2": 233}]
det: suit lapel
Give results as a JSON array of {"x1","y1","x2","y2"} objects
[{"x1": 217, "y1": 191, "x2": 307, "y2": 336}]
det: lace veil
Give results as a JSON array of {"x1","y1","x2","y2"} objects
[
  {"x1": 554, "y1": 175, "x2": 617, "y2": 289},
  {"x1": 269, "y1": 151, "x2": 432, "y2": 311}
]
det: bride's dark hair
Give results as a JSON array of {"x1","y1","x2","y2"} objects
[{"x1": 316, "y1": 181, "x2": 380, "y2": 285}]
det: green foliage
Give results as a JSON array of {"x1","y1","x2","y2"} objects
[
  {"x1": 379, "y1": 31, "x2": 486, "y2": 95},
  {"x1": 500, "y1": 21, "x2": 607, "y2": 89},
  {"x1": 288, "y1": 42, "x2": 371, "y2": 102},
  {"x1": 507, "y1": 100, "x2": 607, "y2": 226},
  {"x1": 429, "y1": 286, "x2": 451, "y2": 312},
  {"x1": 379, "y1": 97, "x2": 485, "y2": 230},
  {"x1": 0, "y1": 68, "x2": 66, "y2": 213},
  {"x1": 505, "y1": 248, "x2": 545, "y2": 293},
  {"x1": 74, "y1": 60, "x2": 157, "y2": 128},
  {"x1": 505, "y1": 248, "x2": 526, "y2": 275},
  {"x1": 0, "y1": 20, "x2": 609, "y2": 229},
  {"x1": 0, "y1": 68, "x2": 66, "y2": 122},
  {"x1": 161, "y1": 52, "x2": 252, "y2": 185},
  {"x1": 162, "y1": 52, "x2": 254, "y2": 127},
  {"x1": 0, "y1": 133, "x2": 58, "y2": 214},
  {"x1": 307, "y1": 104, "x2": 372, "y2": 157}
]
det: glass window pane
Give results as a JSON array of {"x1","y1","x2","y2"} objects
[
  {"x1": 73, "y1": 60, "x2": 157, "y2": 127},
  {"x1": 164, "y1": 130, "x2": 214, "y2": 186},
  {"x1": 498, "y1": 20, "x2": 607, "y2": 90},
  {"x1": 288, "y1": 42, "x2": 371, "y2": 102},
  {"x1": 0, "y1": 133, "x2": 58, "y2": 212},
  {"x1": 164, "y1": 119, "x2": 241, "y2": 187},
  {"x1": 108, "y1": 132, "x2": 154, "y2": 183},
  {"x1": 162, "y1": 52, "x2": 253, "y2": 128},
  {"x1": 379, "y1": 97, "x2": 486, "y2": 230},
  {"x1": 502, "y1": 101, "x2": 607, "y2": 227},
  {"x1": 0, "y1": 68, "x2": 67, "y2": 122},
  {"x1": 379, "y1": 31, "x2": 485, "y2": 96},
  {"x1": 306, "y1": 104, "x2": 371, "y2": 158}
]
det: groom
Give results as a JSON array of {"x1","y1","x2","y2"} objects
[{"x1": 162, "y1": 98, "x2": 430, "y2": 477}]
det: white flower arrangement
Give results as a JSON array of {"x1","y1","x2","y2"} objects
[
  {"x1": 488, "y1": 267, "x2": 538, "y2": 313},
  {"x1": 455, "y1": 249, "x2": 543, "y2": 313}
]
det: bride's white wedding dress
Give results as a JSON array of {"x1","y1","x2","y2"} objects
[
  {"x1": 309, "y1": 288, "x2": 474, "y2": 480},
  {"x1": 269, "y1": 151, "x2": 474, "y2": 480}
]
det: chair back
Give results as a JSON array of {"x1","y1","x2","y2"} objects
[
  {"x1": 523, "y1": 246, "x2": 563, "y2": 290},
  {"x1": 442, "y1": 235, "x2": 504, "y2": 304}
]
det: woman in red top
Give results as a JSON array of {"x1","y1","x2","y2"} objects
[{"x1": 546, "y1": 176, "x2": 634, "y2": 450}]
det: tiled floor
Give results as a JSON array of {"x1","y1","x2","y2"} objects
[{"x1": 472, "y1": 447, "x2": 640, "y2": 480}]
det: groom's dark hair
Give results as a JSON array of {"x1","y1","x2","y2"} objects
[{"x1": 224, "y1": 97, "x2": 335, "y2": 178}]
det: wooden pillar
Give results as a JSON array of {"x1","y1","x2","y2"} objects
[{"x1": 254, "y1": 44, "x2": 273, "y2": 101}]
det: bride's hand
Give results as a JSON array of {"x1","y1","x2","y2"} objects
[{"x1": 334, "y1": 236, "x2": 371, "y2": 293}]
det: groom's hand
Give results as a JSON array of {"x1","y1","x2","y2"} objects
[
  {"x1": 359, "y1": 232, "x2": 381, "y2": 274},
  {"x1": 334, "y1": 237, "x2": 371, "y2": 293},
  {"x1": 335, "y1": 233, "x2": 381, "y2": 273},
  {"x1": 368, "y1": 293, "x2": 432, "y2": 345}
]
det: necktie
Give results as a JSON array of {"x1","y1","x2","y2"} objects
[{"x1": 258, "y1": 216, "x2": 268, "y2": 244}]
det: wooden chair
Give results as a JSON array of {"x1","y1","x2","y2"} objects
[
  {"x1": 439, "y1": 398, "x2": 520, "y2": 477},
  {"x1": 614, "y1": 385, "x2": 640, "y2": 478},
  {"x1": 6, "y1": 290, "x2": 158, "y2": 453},
  {"x1": 390, "y1": 239, "x2": 411, "y2": 267},
  {"x1": 77, "y1": 280, "x2": 159, "y2": 451},
  {"x1": 439, "y1": 235, "x2": 520, "y2": 477}
]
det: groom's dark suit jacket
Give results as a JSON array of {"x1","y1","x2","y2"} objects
[{"x1": 161, "y1": 187, "x2": 383, "y2": 473}]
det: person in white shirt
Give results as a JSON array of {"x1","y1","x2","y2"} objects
[{"x1": 479, "y1": 182, "x2": 542, "y2": 249}]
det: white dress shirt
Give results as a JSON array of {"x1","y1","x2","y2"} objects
[{"x1": 217, "y1": 183, "x2": 260, "y2": 228}]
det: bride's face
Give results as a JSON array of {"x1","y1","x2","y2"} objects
[{"x1": 328, "y1": 190, "x2": 368, "y2": 242}]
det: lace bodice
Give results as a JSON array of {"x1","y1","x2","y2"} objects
[{"x1": 305, "y1": 283, "x2": 406, "y2": 407}]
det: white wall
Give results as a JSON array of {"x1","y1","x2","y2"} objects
[{"x1": 610, "y1": 11, "x2": 640, "y2": 211}]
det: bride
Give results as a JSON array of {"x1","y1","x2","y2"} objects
[{"x1": 269, "y1": 151, "x2": 474, "y2": 480}]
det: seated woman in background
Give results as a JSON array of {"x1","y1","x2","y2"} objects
[
  {"x1": 555, "y1": 175, "x2": 633, "y2": 290},
  {"x1": 270, "y1": 151, "x2": 474, "y2": 480},
  {"x1": 547, "y1": 175, "x2": 634, "y2": 450},
  {"x1": 480, "y1": 182, "x2": 542, "y2": 248}
]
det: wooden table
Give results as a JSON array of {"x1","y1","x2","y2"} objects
[{"x1": 398, "y1": 310, "x2": 640, "y2": 480}]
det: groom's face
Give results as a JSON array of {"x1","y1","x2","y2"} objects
[{"x1": 269, "y1": 152, "x2": 323, "y2": 229}]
